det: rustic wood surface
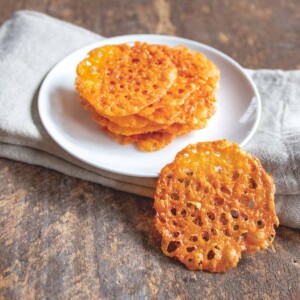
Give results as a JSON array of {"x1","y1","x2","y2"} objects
[{"x1": 0, "y1": 0, "x2": 300, "y2": 299}]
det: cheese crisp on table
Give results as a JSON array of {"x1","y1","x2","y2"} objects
[
  {"x1": 154, "y1": 140, "x2": 279, "y2": 272},
  {"x1": 75, "y1": 42, "x2": 219, "y2": 151}
]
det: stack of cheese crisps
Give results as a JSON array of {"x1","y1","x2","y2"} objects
[{"x1": 76, "y1": 42, "x2": 220, "y2": 151}]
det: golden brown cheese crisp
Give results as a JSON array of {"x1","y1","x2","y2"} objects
[
  {"x1": 76, "y1": 43, "x2": 177, "y2": 117},
  {"x1": 154, "y1": 140, "x2": 279, "y2": 272}
]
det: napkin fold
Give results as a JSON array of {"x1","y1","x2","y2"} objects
[{"x1": 0, "y1": 11, "x2": 299, "y2": 229}]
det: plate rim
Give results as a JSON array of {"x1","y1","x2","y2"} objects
[{"x1": 38, "y1": 34, "x2": 261, "y2": 178}]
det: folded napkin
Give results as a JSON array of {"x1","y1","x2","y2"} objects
[{"x1": 0, "y1": 11, "x2": 299, "y2": 229}]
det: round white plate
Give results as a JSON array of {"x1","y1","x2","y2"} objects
[{"x1": 38, "y1": 34, "x2": 261, "y2": 177}]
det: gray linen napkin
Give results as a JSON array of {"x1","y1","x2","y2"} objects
[{"x1": 0, "y1": 11, "x2": 299, "y2": 228}]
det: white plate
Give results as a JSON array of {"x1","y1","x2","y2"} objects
[{"x1": 38, "y1": 34, "x2": 261, "y2": 178}]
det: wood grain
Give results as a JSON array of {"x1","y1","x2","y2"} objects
[
  {"x1": 0, "y1": 0, "x2": 299, "y2": 69},
  {"x1": 0, "y1": 0, "x2": 300, "y2": 299}
]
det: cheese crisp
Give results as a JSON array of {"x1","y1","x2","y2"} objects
[{"x1": 154, "y1": 140, "x2": 279, "y2": 272}]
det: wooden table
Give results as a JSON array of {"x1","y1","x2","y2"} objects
[{"x1": 1, "y1": 1, "x2": 299, "y2": 299}]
